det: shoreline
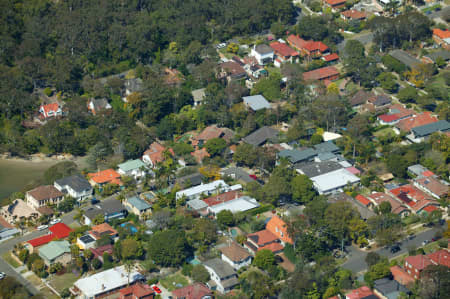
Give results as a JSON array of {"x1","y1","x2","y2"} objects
[{"x1": 0, "y1": 153, "x2": 83, "y2": 164}]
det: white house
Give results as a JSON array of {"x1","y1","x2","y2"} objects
[
  {"x1": 207, "y1": 196, "x2": 260, "y2": 215},
  {"x1": 26, "y1": 185, "x2": 64, "y2": 209},
  {"x1": 250, "y1": 44, "x2": 274, "y2": 65},
  {"x1": 117, "y1": 159, "x2": 149, "y2": 180},
  {"x1": 203, "y1": 258, "x2": 239, "y2": 293},
  {"x1": 39, "y1": 103, "x2": 62, "y2": 119},
  {"x1": 311, "y1": 168, "x2": 360, "y2": 195},
  {"x1": 54, "y1": 174, "x2": 93, "y2": 201},
  {"x1": 175, "y1": 180, "x2": 232, "y2": 201},
  {"x1": 219, "y1": 241, "x2": 252, "y2": 270}
]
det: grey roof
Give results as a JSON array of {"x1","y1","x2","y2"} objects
[
  {"x1": 313, "y1": 141, "x2": 340, "y2": 153},
  {"x1": 221, "y1": 276, "x2": 239, "y2": 289},
  {"x1": 126, "y1": 196, "x2": 151, "y2": 211},
  {"x1": 91, "y1": 98, "x2": 110, "y2": 111},
  {"x1": 296, "y1": 161, "x2": 343, "y2": 178},
  {"x1": 328, "y1": 193, "x2": 375, "y2": 220},
  {"x1": 317, "y1": 152, "x2": 337, "y2": 161},
  {"x1": 389, "y1": 50, "x2": 421, "y2": 69},
  {"x1": 204, "y1": 258, "x2": 236, "y2": 278},
  {"x1": 254, "y1": 44, "x2": 274, "y2": 55},
  {"x1": 278, "y1": 148, "x2": 317, "y2": 164},
  {"x1": 79, "y1": 234, "x2": 96, "y2": 244},
  {"x1": 84, "y1": 199, "x2": 126, "y2": 220},
  {"x1": 55, "y1": 174, "x2": 92, "y2": 193},
  {"x1": 243, "y1": 95, "x2": 271, "y2": 111},
  {"x1": 374, "y1": 278, "x2": 410, "y2": 297},
  {"x1": 192, "y1": 88, "x2": 206, "y2": 102},
  {"x1": 412, "y1": 120, "x2": 450, "y2": 138},
  {"x1": 372, "y1": 95, "x2": 391, "y2": 107},
  {"x1": 221, "y1": 167, "x2": 254, "y2": 183},
  {"x1": 187, "y1": 199, "x2": 208, "y2": 211},
  {"x1": 124, "y1": 78, "x2": 143, "y2": 93},
  {"x1": 407, "y1": 164, "x2": 428, "y2": 176},
  {"x1": 350, "y1": 89, "x2": 372, "y2": 106},
  {"x1": 242, "y1": 126, "x2": 278, "y2": 146},
  {"x1": 176, "y1": 173, "x2": 204, "y2": 187}
]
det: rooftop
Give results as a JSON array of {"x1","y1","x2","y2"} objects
[
  {"x1": 374, "y1": 278, "x2": 410, "y2": 297},
  {"x1": 204, "y1": 258, "x2": 236, "y2": 278},
  {"x1": 389, "y1": 50, "x2": 421, "y2": 69},
  {"x1": 87, "y1": 169, "x2": 122, "y2": 185},
  {"x1": 415, "y1": 177, "x2": 448, "y2": 197},
  {"x1": 119, "y1": 283, "x2": 154, "y2": 298},
  {"x1": 279, "y1": 148, "x2": 317, "y2": 164},
  {"x1": 27, "y1": 185, "x2": 64, "y2": 202},
  {"x1": 38, "y1": 240, "x2": 70, "y2": 261},
  {"x1": 176, "y1": 180, "x2": 229, "y2": 199},
  {"x1": 118, "y1": 159, "x2": 147, "y2": 172},
  {"x1": 396, "y1": 112, "x2": 438, "y2": 132},
  {"x1": 186, "y1": 198, "x2": 209, "y2": 211},
  {"x1": 84, "y1": 199, "x2": 125, "y2": 221},
  {"x1": 254, "y1": 44, "x2": 274, "y2": 55},
  {"x1": 266, "y1": 215, "x2": 293, "y2": 244},
  {"x1": 345, "y1": 286, "x2": 376, "y2": 299},
  {"x1": 203, "y1": 190, "x2": 241, "y2": 207},
  {"x1": 171, "y1": 283, "x2": 212, "y2": 299},
  {"x1": 208, "y1": 196, "x2": 260, "y2": 214},
  {"x1": 303, "y1": 66, "x2": 339, "y2": 81},
  {"x1": 243, "y1": 95, "x2": 271, "y2": 111},
  {"x1": 412, "y1": 120, "x2": 450, "y2": 138},
  {"x1": 242, "y1": 126, "x2": 278, "y2": 146},
  {"x1": 433, "y1": 28, "x2": 450, "y2": 40},
  {"x1": 219, "y1": 241, "x2": 252, "y2": 262},
  {"x1": 192, "y1": 88, "x2": 206, "y2": 102},
  {"x1": 55, "y1": 174, "x2": 91, "y2": 193},
  {"x1": 248, "y1": 229, "x2": 279, "y2": 246},
  {"x1": 311, "y1": 168, "x2": 360, "y2": 193},
  {"x1": 126, "y1": 196, "x2": 151, "y2": 211},
  {"x1": 89, "y1": 222, "x2": 118, "y2": 240},
  {"x1": 269, "y1": 41, "x2": 298, "y2": 57},
  {"x1": 341, "y1": 9, "x2": 367, "y2": 19}
]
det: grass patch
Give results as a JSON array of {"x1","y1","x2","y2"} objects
[
  {"x1": 422, "y1": 4, "x2": 441, "y2": 13},
  {"x1": 27, "y1": 273, "x2": 43, "y2": 287},
  {"x1": 2, "y1": 252, "x2": 21, "y2": 268},
  {"x1": 49, "y1": 272, "x2": 79, "y2": 293},
  {"x1": 39, "y1": 287, "x2": 59, "y2": 299},
  {"x1": 373, "y1": 128, "x2": 396, "y2": 138},
  {"x1": 160, "y1": 272, "x2": 190, "y2": 291},
  {"x1": 423, "y1": 241, "x2": 440, "y2": 254}
]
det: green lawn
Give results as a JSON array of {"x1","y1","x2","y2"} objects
[
  {"x1": 373, "y1": 128, "x2": 396, "y2": 138},
  {"x1": 160, "y1": 272, "x2": 190, "y2": 291},
  {"x1": 2, "y1": 252, "x2": 21, "y2": 268},
  {"x1": 49, "y1": 272, "x2": 79, "y2": 293}
]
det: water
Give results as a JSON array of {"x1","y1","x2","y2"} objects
[{"x1": 0, "y1": 159, "x2": 59, "y2": 200}]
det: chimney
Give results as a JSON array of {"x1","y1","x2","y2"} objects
[{"x1": 102, "y1": 284, "x2": 106, "y2": 290}]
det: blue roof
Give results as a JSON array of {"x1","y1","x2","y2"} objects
[
  {"x1": 126, "y1": 196, "x2": 151, "y2": 211},
  {"x1": 313, "y1": 141, "x2": 340, "y2": 153},
  {"x1": 243, "y1": 95, "x2": 271, "y2": 111}
]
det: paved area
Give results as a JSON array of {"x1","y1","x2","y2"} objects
[{"x1": 342, "y1": 224, "x2": 445, "y2": 274}]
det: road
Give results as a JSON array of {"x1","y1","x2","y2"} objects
[
  {"x1": 0, "y1": 210, "x2": 77, "y2": 295},
  {"x1": 342, "y1": 225, "x2": 444, "y2": 274}
]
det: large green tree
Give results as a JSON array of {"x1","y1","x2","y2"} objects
[{"x1": 147, "y1": 230, "x2": 191, "y2": 267}]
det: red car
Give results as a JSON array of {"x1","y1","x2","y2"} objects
[{"x1": 152, "y1": 285, "x2": 162, "y2": 294}]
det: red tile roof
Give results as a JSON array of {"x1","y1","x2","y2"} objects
[
  {"x1": 395, "y1": 112, "x2": 438, "y2": 132},
  {"x1": 171, "y1": 283, "x2": 212, "y2": 299},
  {"x1": 423, "y1": 205, "x2": 438, "y2": 213},
  {"x1": 415, "y1": 177, "x2": 449, "y2": 198},
  {"x1": 88, "y1": 169, "x2": 122, "y2": 185},
  {"x1": 270, "y1": 41, "x2": 298, "y2": 58},
  {"x1": 27, "y1": 234, "x2": 58, "y2": 248},
  {"x1": 89, "y1": 223, "x2": 118, "y2": 240},
  {"x1": 40, "y1": 103, "x2": 60, "y2": 117},
  {"x1": 422, "y1": 170, "x2": 435, "y2": 177},
  {"x1": 287, "y1": 35, "x2": 309, "y2": 50},
  {"x1": 390, "y1": 265, "x2": 415, "y2": 286},
  {"x1": 433, "y1": 28, "x2": 450, "y2": 40},
  {"x1": 258, "y1": 242, "x2": 284, "y2": 253},
  {"x1": 247, "y1": 229, "x2": 279, "y2": 246},
  {"x1": 405, "y1": 255, "x2": 433, "y2": 271},
  {"x1": 341, "y1": 9, "x2": 367, "y2": 19},
  {"x1": 49, "y1": 223, "x2": 72, "y2": 238},
  {"x1": 378, "y1": 114, "x2": 401, "y2": 123},
  {"x1": 194, "y1": 126, "x2": 223, "y2": 142},
  {"x1": 325, "y1": 0, "x2": 346, "y2": 5},
  {"x1": 355, "y1": 195, "x2": 371, "y2": 206},
  {"x1": 390, "y1": 185, "x2": 432, "y2": 205},
  {"x1": 346, "y1": 286, "x2": 375, "y2": 299},
  {"x1": 119, "y1": 283, "x2": 154, "y2": 298},
  {"x1": 304, "y1": 41, "x2": 329, "y2": 53},
  {"x1": 303, "y1": 66, "x2": 339, "y2": 81},
  {"x1": 367, "y1": 192, "x2": 409, "y2": 215},
  {"x1": 143, "y1": 142, "x2": 174, "y2": 165},
  {"x1": 427, "y1": 249, "x2": 450, "y2": 268},
  {"x1": 203, "y1": 190, "x2": 241, "y2": 207},
  {"x1": 90, "y1": 244, "x2": 114, "y2": 259},
  {"x1": 323, "y1": 53, "x2": 339, "y2": 61},
  {"x1": 266, "y1": 215, "x2": 293, "y2": 244}
]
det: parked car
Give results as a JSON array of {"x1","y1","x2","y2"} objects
[
  {"x1": 50, "y1": 218, "x2": 61, "y2": 225},
  {"x1": 408, "y1": 234, "x2": 416, "y2": 240},
  {"x1": 91, "y1": 198, "x2": 99, "y2": 205},
  {"x1": 431, "y1": 236, "x2": 442, "y2": 242},
  {"x1": 37, "y1": 225, "x2": 48, "y2": 231},
  {"x1": 151, "y1": 285, "x2": 162, "y2": 294},
  {"x1": 0, "y1": 272, "x2": 5, "y2": 280},
  {"x1": 422, "y1": 240, "x2": 430, "y2": 246},
  {"x1": 390, "y1": 245, "x2": 401, "y2": 253}
]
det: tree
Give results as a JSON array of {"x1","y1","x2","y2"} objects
[
  {"x1": 204, "y1": 138, "x2": 227, "y2": 157},
  {"x1": 240, "y1": 270, "x2": 276, "y2": 298},
  {"x1": 91, "y1": 258, "x2": 102, "y2": 269},
  {"x1": 291, "y1": 175, "x2": 316, "y2": 204},
  {"x1": 191, "y1": 265, "x2": 210, "y2": 283},
  {"x1": 398, "y1": 86, "x2": 418, "y2": 103},
  {"x1": 376, "y1": 72, "x2": 398, "y2": 93},
  {"x1": 387, "y1": 154, "x2": 407, "y2": 178},
  {"x1": 43, "y1": 161, "x2": 78, "y2": 184},
  {"x1": 419, "y1": 265, "x2": 450, "y2": 299},
  {"x1": 93, "y1": 214, "x2": 105, "y2": 225},
  {"x1": 365, "y1": 252, "x2": 381, "y2": 267},
  {"x1": 251, "y1": 73, "x2": 282, "y2": 101},
  {"x1": 254, "y1": 249, "x2": 275, "y2": 270},
  {"x1": 121, "y1": 238, "x2": 143, "y2": 260},
  {"x1": 227, "y1": 43, "x2": 239, "y2": 53},
  {"x1": 217, "y1": 210, "x2": 234, "y2": 228},
  {"x1": 147, "y1": 230, "x2": 191, "y2": 267}
]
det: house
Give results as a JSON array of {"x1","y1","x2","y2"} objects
[
  {"x1": 219, "y1": 61, "x2": 247, "y2": 82},
  {"x1": 242, "y1": 126, "x2": 279, "y2": 146},
  {"x1": 38, "y1": 240, "x2": 71, "y2": 266},
  {"x1": 83, "y1": 199, "x2": 127, "y2": 225},
  {"x1": 329, "y1": 193, "x2": 376, "y2": 220},
  {"x1": 176, "y1": 173, "x2": 205, "y2": 188},
  {"x1": 39, "y1": 103, "x2": 62, "y2": 119},
  {"x1": 422, "y1": 50, "x2": 450, "y2": 64},
  {"x1": 368, "y1": 94, "x2": 391, "y2": 108},
  {"x1": 250, "y1": 44, "x2": 274, "y2": 65},
  {"x1": 90, "y1": 244, "x2": 114, "y2": 262},
  {"x1": 175, "y1": 180, "x2": 230, "y2": 201},
  {"x1": 124, "y1": 196, "x2": 152, "y2": 218},
  {"x1": 26, "y1": 223, "x2": 73, "y2": 252},
  {"x1": 124, "y1": 78, "x2": 144, "y2": 99},
  {"x1": 345, "y1": 286, "x2": 377, "y2": 299},
  {"x1": 220, "y1": 240, "x2": 252, "y2": 270},
  {"x1": 88, "y1": 98, "x2": 111, "y2": 115},
  {"x1": 192, "y1": 125, "x2": 227, "y2": 148},
  {"x1": 403, "y1": 250, "x2": 450, "y2": 280},
  {"x1": 172, "y1": 283, "x2": 213, "y2": 299},
  {"x1": 311, "y1": 168, "x2": 360, "y2": 195},
  {"x1": 192, "y1": 88, "x2": 206, "y2": 107},
  {"x1": 164, "y1": 68, "x2": 184, "y2": 86},
  {"x1": 191, "y1": 148, "x2": 210, "y2": 163},
  {"x1": 323, "y1": 0, "x2": 347, "y2": 10},
  {"x1": 89, "y1": 222, "x2": 119, "y2": 241},
  {"x1": 296, "y1": 161, "x2": 343, "y2": 178},
  {"x1": 279, "y1": 148, "x2": 317, "y2": 164},
  {"x1": 389, "y1": 185, "x2": 439, "y2": 214},
  {"x1": 365, "y1": 192, "x2": 410, "y2": 217},
  {"x1": 377, "y1": 104, "x2": 415, "y2": 125},
  {"x1": 414, "y1": 177, "x2": 448, "y2": 199},
  {"x1": 408, "y1": 120, "x2": 450, "y2": 143},
  {"x1": 117, "y1": 159, "x2": 149, "y2": 180},
  {"x1": 269, "y1": 41, "x2": 299, "y2": 65},
  {"x1": 202, "y1": 190, "x2": 242, "y2": 207},
  {"x1": 221, "y1": 167, "x2": 255, "y2": 184},
  {"x1": 76, "y1": 234, "x2": 97, "y2": 250},
  {"x1": 54, "y1": 174, "x2": 93, "y2": 201},
  {"x1": 207, "y1": 196, "x2": 260, "y2": 215},
  {"x1": 389, "y1": 50, "x2": 421, "y2": 70},
  {"x1": 432, "y1": 29, "x2": 450, "y2": 50},
  {"x1": 71, "y1": 265, "x2": 145, "y2": 299},
  {"x1": 390, "y1": 265, "x2": 415, "y2": 287},
  {"x1": 87, "y1": 169, "x2": 122, "y2": 186},
  {"x1": 203, "y1": 258, "x2": 239, "y2": 293},
  {"x1": 349, "y1": 90, "x2": 373, "y2": 108},
  {"x1": 341, "y1": 9, "x2": 367, "y2": 20},
  {"x1": 303, "y1": 66, "x2": 339, "y2": 82},
  {"x1": 407, "y1": 164, "x2": 434, "y2": 178},
  {"x1": 266, "y1": 215, "x2": 293, "y2": 245},
  {"x1": 118, "y1": 283, "x2": 155, "y2": 299},
  {"x1": 142, "y1": 142, "x2": 174, "y2": 168},
  {"x1": 243, "y1": 95, "x2": 271, "y2": 111},
  {"x1": 394, "y1": 112, "x2": 438, "y2": 134},
  {"x1": 186, "y1": 199, "x2": 209, "y2": 214},
  {"x1": 322, "y1": 53, "x2": 340, "y2": 64},
  {"x1": 287, "y1": 35, "x2": 330, "y2": 58},
  {"x1": 26, "y1": 185, "x2": 64, "y2": 209},
  {"x1": 373, "y1": 278, "x2": 410, "y2": 299},
  {"x1": 246, "y1": 229, "x2": 284, "y2": 254},
  {"x1": 0, "y1": 221, "x2": 19, "y2": 241},
  {"x1": 314, "y1": 141, "x2": 340, "y2": 153}
]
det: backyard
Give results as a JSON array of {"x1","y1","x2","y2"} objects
[
  {"x1": 48, "y1": 272, "x2": 79, "y2": 294},
  {"x1": 159, "y1": 272, "x2": 190, "y2": 291}
]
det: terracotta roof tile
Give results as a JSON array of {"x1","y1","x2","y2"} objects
[
  {"x1": 323, "y1": 53, "x2": 339, "y2": 61},
  {"x1": 219, "y1": 241, "x2": 252, "y2": 262},
  {"x1": 266, "y1": 215, "x2": 293, "y2": 244},
  {"x1": 258, "y1": 242, "x2": 284, "y2": 253},
  {"x1": 433, "y1": 28, "x2": 450, "y2": 39},
  {"x1": 325, "y1": 0, "x2": 347, "y2": 5},
  {"x1": 345, "y1": 286, "x2": 375, "y2": 299},
  {"x1": 341, "y1": 9, "x2": 367, "y2": 19},
  {"x1": 303, "y1": 66, "x2": 339, "y2": 81},
  {"x1": 247, "y1": 229, "x2": 278, "y2": 246},
  {"x1": 405, "y1": 255, "x2": 433, "y2": 271},
  {"x1": 87, "y1": 169, "x2": 122, "y2": 185},
  {"x1": 427, "y1": 249, "x2": 450, "y2": 268},
  {"x1": 203, "y1": 190, "x2": 241, "y2": 207},
  {"x1": 355, "y1": 195, "x2": 371, "y2": 206},
  {"x1": 172, "y1": 283, "x2": 212, "y2": 299},
  {"x1": 390, "y1": 265, "x2": 415, "y2": 286},
  {"x1": 270, "y1": 42, "x2": 298, "y2": 58},
  {"x1": 89, "y1": 223, "x2": 118, "y2": 240},
  {"x1": 143, "y1": 142, "x2": 174, "y2": 164},
  {"x1": 395, "y1": 112, "x2": 438, "y2": 132}
]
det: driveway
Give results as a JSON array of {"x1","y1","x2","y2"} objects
[{"x1": 342, "y1": 224, "x2": 445, "y2": 274}]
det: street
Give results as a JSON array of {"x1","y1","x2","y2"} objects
[{"x1": 342, "y1": 225, "x2": 444, "y2": 274}]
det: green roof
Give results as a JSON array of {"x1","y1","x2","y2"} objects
[
  {"x1": 412, "y1": 120, "x2": 450, "y2": 138},
  {"x1": 127, "y1": 196, "x2": 151, "y2": 211},
  {"x1": 38, "y1": 240, "x2": 70, "y2": 262},
  {"x1": 118, "y1": 159, "x2": 146, "y2": 172},
  {"x1": 278, "y1": 148, "x2": 317, "y2": 163}
]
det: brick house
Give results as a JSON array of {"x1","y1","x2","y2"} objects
[
  {"x1": 432, "y1": 29, "x2": 450, "y2": 50},
  {"x1": 26, "y1": 185, "x2": 64, "y2": 209},
  {"x1": 303, "y1": 66, "x2": 340, "y2": 82}
]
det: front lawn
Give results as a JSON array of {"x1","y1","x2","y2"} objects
[
  {"x1": 160, "y1": 272, "x2": 190, "y2": 291},
  {"x1": 49, "y1": 272, "x2": 79, "y2": 293},
  {"x1": 373, "y1": 128, "x2": 396, "y2": 138},
  {"x1": 2, "y1": 252, "x2": 21, "y2": 268}
]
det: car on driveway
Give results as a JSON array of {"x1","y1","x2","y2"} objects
[
  {"x1": 0, "y1": 272, "x2": 6, "y2": 280},
  {"x1": 422, "y1": 240, "x2": 430, "y2": 246},
  {"x1": 37, "y1": 225, "x2": 48, "y2": 231},
  {"x1": 50, "y1": 218, "x2": 61, "y2": 225},
  {"x1": 151, "y1": 285, "x2": 162, "y2": 294},
  {"x1": 390, "y1": 245, "x2": 401, "y2": 253}
]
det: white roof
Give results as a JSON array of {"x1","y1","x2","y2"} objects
[
  {"x1": 74, "y1": 266, "x2": 144, "y2": 297},
  {"x1": 187, "y1": 199, "x2": 209, "y2": 210},
  {"x1": 176, "y1": 180, "x2": 229, "y2": 199},
  {"x1": 243, "y1": 95, "x2": 271, "y2": 111},
  {"x1": 322, "y1": 131, "x2": 342, "y2": 142},
  {"x1": 311, "y1": 168, "x2": 360, "y2": 194},
  {"x1": 229, "y1": 184, "x2": 242, "y2": 191},
  {"x1": 339, "y1": 160, "x2": 352, "y2": 168},
  {"x1": 208, "y1": 196, "x2": 260, "y2": 214}
]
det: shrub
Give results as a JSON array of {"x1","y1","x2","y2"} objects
[{"x1": 43, "y1": 87, "x2": 53, "y2": 97}]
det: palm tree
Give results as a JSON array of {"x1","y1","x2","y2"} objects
[{"x1": 124, "y1": 260, "x2": 134, "y2": 286}]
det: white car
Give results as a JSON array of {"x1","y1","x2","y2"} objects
[
  {"x1": 37, "y1": 225, "x2": 48, "y2": 231},
  {"x1": 0, "y1": 272, "x2": 5, "y2": 280},
  {"x1": 50, "y1": 218, "x2": 61, "y2": 225}
]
